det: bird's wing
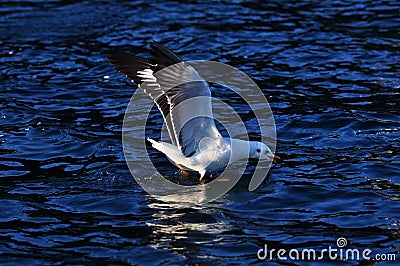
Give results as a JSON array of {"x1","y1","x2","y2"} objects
[
  {"x1": 107, "y1": 49, "x2": 177, "y2": 145},
  {"x1": 108, "y1": 41, "x2": 221, "y2": 157}
]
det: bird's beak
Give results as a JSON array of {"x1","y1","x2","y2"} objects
[{"x1": 268, "y1": 155, "x2": 281, "y2": 164}]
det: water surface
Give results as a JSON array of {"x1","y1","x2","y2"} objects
[{"x1": 0, "y1": 0, "x2": 399, "y2": 264}]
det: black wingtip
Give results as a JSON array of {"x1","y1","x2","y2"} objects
[
  {"x1": 149, "y1": 41, "x2": 183, "y2": 66},
  {"x1": 106, "y1": 53, "x2": 153, "y2": 85},
  {"x1": 107, "y1": 41, "x2": 184, "y2": 84}
]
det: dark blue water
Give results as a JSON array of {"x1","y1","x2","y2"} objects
[{"x1": 1, "y1": 0, "x2": 399, "y2": 264}]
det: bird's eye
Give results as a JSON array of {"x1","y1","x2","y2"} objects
[{"x1": 256, "y1": 148, "x2": 261, "y2": 153}]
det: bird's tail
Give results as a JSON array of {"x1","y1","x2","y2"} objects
[{"x1": 147, "y1": 138, "x2": 185, "y2": 164}]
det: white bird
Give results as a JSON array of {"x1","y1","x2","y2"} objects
[{"x1": 108, "y1": 41, "x2": 279, "y2": 183}]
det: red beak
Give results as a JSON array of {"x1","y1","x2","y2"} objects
[{"x1": 268, "y1": 155, "x2": 281, "y2": 164}]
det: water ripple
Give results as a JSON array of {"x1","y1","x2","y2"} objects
[{"x1": 0, "y1": 0, "x2": 399, "y2": 264}]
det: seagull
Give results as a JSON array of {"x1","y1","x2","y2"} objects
[{"x1": 108, "y1": 41, "x2": 279, "y2": 183}]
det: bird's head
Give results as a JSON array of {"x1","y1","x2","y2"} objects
[{"x1": 250, "y1": 141, "x2": 280, "y2": 163}]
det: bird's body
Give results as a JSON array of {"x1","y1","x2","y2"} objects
[
  {"x1": 147, "y1": 137, "x2": 231, "y2": 178},
  {"x1": 108, "y1": 41, "x2": 278, "y2": 182}
]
